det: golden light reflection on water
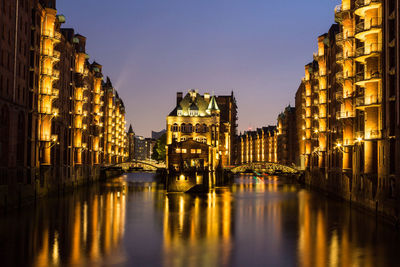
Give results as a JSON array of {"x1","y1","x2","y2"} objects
[
  {"x1": 0, "y1": 174, "x2": 399, "y2": 266},
  {"x1": 162, "y1": 188, "x2": 233, "y2": 267}
]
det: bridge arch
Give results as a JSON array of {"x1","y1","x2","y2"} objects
[
  {"x1": 229, "y1": 162, "x2": 299, "y2": 174},
  {"x1": 107, "y1": 160, "x2": 166, "y2": 170}
]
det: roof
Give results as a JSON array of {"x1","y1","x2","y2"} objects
[
  {"x1": 128, "y1": 124, "x2": 134, "y2": 134},
  {"x1": 168, "y1": 90, "x2": 211, "y2": 116},
  {"x1": 207, "y1": 95, "x2": 220, "y2": 111}
]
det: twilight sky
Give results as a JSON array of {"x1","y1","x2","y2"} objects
[{"x1": 57, "y1": 0, "x2": 340, "y2": 137}]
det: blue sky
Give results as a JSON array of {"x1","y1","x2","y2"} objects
[{"x1": 58, "y1": 0, "x2": 340, "y2": 136}]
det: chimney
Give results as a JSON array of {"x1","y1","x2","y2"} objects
[{"x1": 177, "y1": 92, "x2": 183, "y2": 105}]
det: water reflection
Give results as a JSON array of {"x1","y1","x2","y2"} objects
[
  {"x1": 0, "y1": 173, "x2": 399, "y2": 266},
  {"x1": 162, "y1": 189, "x2": 233, "y2": 267}
]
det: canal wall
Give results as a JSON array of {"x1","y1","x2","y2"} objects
[
  {"x1": 0, "y1": 166, "x2": 123, "y2": 210},
  {"x1": 303, "y1": 170, "x2": 400, "y2": 225}
]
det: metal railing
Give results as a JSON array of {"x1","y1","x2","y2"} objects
[
  {"x1": 356, "y1": 0, "x2": 382, "y2": 9},
  {"x1": 356, "y1": 94, "x2": 381, "y2": 107},
  {"x1": 355, "y1": 43, "x2": 382, "y2": 57},
  {"x1": 336, "y1": 110, "x2": 355, "y2": 119},
  {"x1": 355, "y1": 71, "x2": 381, "y2": 83},
  {"x1": 365, "y1": 129, "x2": 381, "y2": 140},
  {"x1": 355, "y1": 17, "x2": 382, "y2": 35}
]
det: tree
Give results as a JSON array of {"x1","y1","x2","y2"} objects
[{"x1": 152, "y1": 133, "x2": 166, "y2": 162}]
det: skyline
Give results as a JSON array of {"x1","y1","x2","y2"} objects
[{"x1": 58, "y1": 0, "x2": 340, "y2": 136}]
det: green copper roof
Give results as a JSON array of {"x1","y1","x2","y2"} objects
[{"x1": 207, "y1": 96, "x2": 219, "y2": 111}]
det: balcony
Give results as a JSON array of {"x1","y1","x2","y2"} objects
[
  {"x1": 355, "y1": 17, "x2": 382, "y2": 40},
  {"x1": 343, "y1": 138, "x2": 354, "y2": 146},
  {"x1": 336, "y1": 52, "x2": 343, "y2": 62},
  {"x1": 336, "y1": 71, "x2": 344, "y2": 84},
  {"x1": 335, "y1": 5, "x2": 353, "y2": 23},
  {"x1": 355, "y1": 0, "x2": 382, "y2": 17},
  {"x1": 356, "y1": 94, "x2": 381, "y2": 109},
  {"x1": 42, "y1": 30, "x2": 62, "y2": 42},
  {"x1": 355, "y1": 71, "x2": 381, "y2": 86},
  {"x1": 41, "y1": 68, "x2": 60, "y2": 79},
  {"x1": 364, "y1": 129, "x2": 381, "y2": 140},
  {"x1": 336, "y1": 110, "x2": 355, "y2": 119},
  {"x1": 52, "y1": 88, "x2": 59, "y2": 97},
  {"x1": 335, "y1": 91, "x2": 343, "y2": 102},
  {"x1": 313, "y1": 52, "x2": 324, "y2": 62},
  {"x1": 355, "y1": 43, "x2": 382, "y2": 62},
  {"x1": 41, "y1": 49, "x2": 61, "y2": 61}
]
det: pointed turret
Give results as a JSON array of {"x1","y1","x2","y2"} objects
[
  {"x1": 128, "y1": 124, "x2": 134, "y2": 135},
  {"x1": 207, "y1": 95, "x2": 220, "y2": 113}
]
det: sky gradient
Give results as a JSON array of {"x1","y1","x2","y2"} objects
[{"x1": 58, "y1": 0, "x2": 340, "y2": 137}]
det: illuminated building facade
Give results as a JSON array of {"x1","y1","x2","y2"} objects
[
  {"x1": 0, "y1": 0, "x2": 129, "y2": 208},
  {"x1": 277, "y1": 105, "x2": 298, "y2": 165},
  {"x1": 166, "y1": 90, "x2": 222, "y2": 173},
  {"x1": 239, "y1": 107, "x2": 297, "y2": 166},
  {"x1": 295, "y1": 0, "x2": 400, "y2": 219},
  {"x1": 239, "y1": 127, "x2": 278, "y2": 164}
]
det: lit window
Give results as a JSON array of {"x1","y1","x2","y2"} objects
[
  {"x1": 182, "y1": 149, "x2": 187, "y2": 153},
  {"x1": 197, "y1": 149, "x2": 202, "y2": 154},
  {"x1": 191, "y1": 149, "x2": 196, "y2": 154},
  {"x1": 176, "y1": 148, "x2": 181, "y2": 153}
]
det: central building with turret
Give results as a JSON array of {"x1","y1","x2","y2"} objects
[{"x1": 165, "y1": 89, "x2": 237, "y2": 191}]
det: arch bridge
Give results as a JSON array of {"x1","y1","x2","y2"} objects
[
  {"x1": 107, "y1": 160, "x2": 166, "y2": 171},
  {"x1": 228, "y1": 162, "x2": 299, "y2": 174}
]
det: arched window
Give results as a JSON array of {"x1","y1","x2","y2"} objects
[
  {"x1": 187, "y1": 124, "x2": 193, "y2": 133},
  {"x1": 0, "y1": 105, "x2": 10, "y2": 167},
  {"x1": 181, "y1": 123, "x2": 186, "y2": 133},
  {"x1": 202, "y1": 124, "x2": 208, "y2": 133},
  {"x1": 195, "y1": 124, "x2": 201, "y2": 133},
  {"x1": 16, "y1": 112, "x2": 25, "y2": 165},
  {"x1": 172, "y1": 123, "x2": 179, "y2": 132}
]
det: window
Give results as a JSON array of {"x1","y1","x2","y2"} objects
[
  {"x1": 197, "y1": 149, "x2": 202, "y2": 154},
  {"x1": 191, "y1": 149, "x2": 196, "y2": 154},
  {"x1": 180, "y1": 136, "x2": 187, "y2": 142},
  {"x1": 189, "y1": 110, "x2": 198, "y2": 116},
  {"x1": 172, "y1": 124, "x2": 179, "y2": 132},
  {"x1": 195, "y1": 124, "x2": 201, "y2": 133},
  {"x1": 187, "y1": 124, "x2": 193, "y2": 133},
  {"x1": 181, "y1": 123, "x2": 186, "y2": 132}
]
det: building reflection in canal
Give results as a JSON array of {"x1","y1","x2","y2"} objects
[{"x1": 0, "y1": 173, "x2": 399, "y2": 266}]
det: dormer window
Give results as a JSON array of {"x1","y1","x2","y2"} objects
[
  {"x1": 189, "y1": 102, "x2": 199, "y2": 117},
  {"x1": 189, "y1": 110, "x2": 198, "y2": 116},
  {"x1": 177, "y1": 105, "x2": 183, "y2": 116}
]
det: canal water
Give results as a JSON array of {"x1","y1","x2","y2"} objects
[{"x1": 1, "y1": 173, "x2": 399, "y2": 267}]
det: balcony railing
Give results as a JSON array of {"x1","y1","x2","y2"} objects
[
  {"x1": 52, "y1": 88, "x2": 59, "y2": 97},
  {"x1": 335, "y1": 91, "x2": 343, "y2": 102},
  {"x1": 355, "y1": 43, "x2": 382, "y2": 58},
  {"x1": 343, "y1": 138, "x2": 354, "y2": 146},
  {"x1": 356, "y1": 94, "x2": 381, "y2": 107},
  {"x1": 365, "y1": 129, "x2": 381, "y2": 140},
  {"x1": 355, "y1": 71, "x2": 381, "y2": 84},
  {"x1": 336, "y1": 52, "x2": 343, "y2": 62},
  {"x1": 336, "y1": 110, "x2": 355, "y2": 119},
  {"x1": 356, "y1": 0, "x2": 382, "y2": 9},
  {"x1": 42, "y1": 30, "x2": 62, "y2": 41},
  {"x1": 336, "y1": 71, "x2": 343, "y2": 81},
  {"x1": 355, "y1": 17, "x2": 382, "y2": 35},
  {"x1": 335, "y1": 4, "x2": 353, "y2": 23},
  {"x1": 41, "y1": 68, "x2": 60, "y2": 79}
]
